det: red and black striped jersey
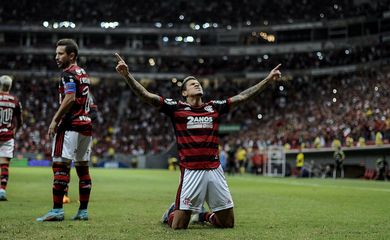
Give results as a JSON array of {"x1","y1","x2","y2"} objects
[
  {"x1": 58, "y1": 65, "x2": 92, "y2": 136},
  {"x1": 0, "y1": 93, "x2": 22, "y2": 141},
  {"x1": 160, "y1": 97, "x2": 231, "y2": 170}
]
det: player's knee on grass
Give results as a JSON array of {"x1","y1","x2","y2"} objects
[
  {"x1": 171, "y1": 210, "x2": 192, "y2": 230},
  {"x1": 215, "y1": 208, "x2": 234, "y2": 228}
]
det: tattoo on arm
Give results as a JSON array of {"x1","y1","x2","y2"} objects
[
  {"x1": 124, "y1": 73, "x2": 161, "y2": 107},
  {"x1": 230, "y1": 78, "x2": 270, "y2": 108}
]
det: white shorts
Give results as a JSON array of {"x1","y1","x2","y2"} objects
[
  {"x1": 52, "y1": 131, "x2": 92, "y2": 163},
  {"x1": 177, "y1": 165, "x2": 234, "y2": 212},
  {"x1": 0, "y1": 139, "x2": 14, "y2": 159}
]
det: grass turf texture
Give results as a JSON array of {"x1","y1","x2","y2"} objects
[{"x1": 0, "y1": 167, "x2": 389, "y2": 240}]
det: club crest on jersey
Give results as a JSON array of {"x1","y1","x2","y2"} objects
[
  {"x1": 204, "y1": 105, "x2": 214, "y2": 113},
  {"x1": 187, "y1": 116, "x2": 213, "y2": 129}
]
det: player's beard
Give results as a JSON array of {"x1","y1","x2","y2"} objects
[{"x1": 58, "y1": 59, "x2": 71, "y2": 69}]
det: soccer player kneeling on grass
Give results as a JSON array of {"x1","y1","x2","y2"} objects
[{"x1": 115, "y1": 53, "x2": 282, "y2": 229}]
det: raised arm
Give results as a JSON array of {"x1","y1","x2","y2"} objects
[
  {"x1": 230, "y1": 64, "x2": 282, "y2": 108},
  {"x1": 115, "y1": 53, "x2": 161, "y2": 107}
]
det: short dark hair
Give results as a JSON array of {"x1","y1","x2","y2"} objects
[
  {"x1": 181, "y1": 76, "x2": 197, "y2": 92},
  {"x1": 56, "y1": 38, "x2": 79, "y2": 58}
]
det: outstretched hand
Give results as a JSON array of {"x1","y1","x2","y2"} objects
[
  {"x1": 115, "y1": 53, "x2": 129, "y2": 77},
  {"x1": 266, "y1": 64, "x2": 282, "y2": 81}
]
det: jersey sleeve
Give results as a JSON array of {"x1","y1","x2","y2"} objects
[
  {"x1": 211, "y1": 98, "x2": 231, "y2": 115},
  {"x1": 159, "y1": 97, "x2": 178, "y2": 117},
  {"x1": 61, "y1": 71, "x2": 77, "y2": 94}
]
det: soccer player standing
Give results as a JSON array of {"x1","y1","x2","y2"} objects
[
  {"x1": 115, "y1": 53, "x2": 281, "y2": 229},
  {"x1": 37, "y1": 39, "x2": 93, "y2": 221},
  {"x1": 0, "y1": 75, "x2": 23, "y2": 201}
]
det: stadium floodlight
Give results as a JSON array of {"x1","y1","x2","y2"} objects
[
  {"x1": 257, "y1": 114, "x2": 263, "y2": 119},
  {"x1": 202, "y1": 23, "x2": 210, "y2": 29},
  {"x1": 374, "y1": 86, "x2": 379, "y2": 91},
  {"x1": 53, "y1": 22, "x2": 59, "y2": 29},
  {"x1": 162, "y1": 36, "x2": 169, "y2": 42},
  {"x1": 263, "y1": 54, "x2": 269, "y2": 60},
  {"x1": 212, "y1": 23, "x2": 218, "y2": 28},
  {"x1": 333, "y1": 89, "x2": 337, "y2": 94},
  {"x1": 246, "y1": 20, "x2": 251, "y2": 26},
  {"x1": 332, "y1": 97, "x2": 337, "y2": 103},
  {"x1": 226, "y1": 25, "x2": 232, "y2": 30},
  {"x1": 194, "y1": 25, "x2": 200, "y2": 30},
  {"x1": 42, "y1": 21, "x2": 49, "y2": 28},
  {"x1": 175, "y1": 36, "x2": 183, "y2": 42},
  {"x1": 179, "y1": 15, "x2": 184, "y2": 20},
  {"x1": 345, "y1": 49, "x2": 350, "y2": 54},
  {"x1": 154, "y1": 22, "x2": 162, "y2": 28},
  {"x1": 279, "y1": 86, "x2": 284, "y2": 91},
  {"x1": 184, "y1": 36, "x2": 194, "y2": 43},
  {"x1": 148, "y1": 58, "x2": 156, "y2": 66},
  {"x1": 100, "y1": 22, "x2": 119, "y2": 29}
]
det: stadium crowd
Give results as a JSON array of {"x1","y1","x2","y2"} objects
[
  {"x1": 1, "y1": 42, "x2": 389, "y2": 75},
  {"x1": 1, "y1": 0, "x2": 389, "y2": 26},
  {"x1": 12, "y1": 67, "x2": 390, "y2": 158}
]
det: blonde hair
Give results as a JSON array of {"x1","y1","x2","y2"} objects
[{"x1": 0, "y1": 75, "x2": 13, "y2": 92}]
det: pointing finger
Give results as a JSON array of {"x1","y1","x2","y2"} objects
[
  {"x1": 273, "y1": 64, "x2": 282, "y2": 71},
  {"x1": 115, "y1": 53, "x2": 124, "y2": 62}
]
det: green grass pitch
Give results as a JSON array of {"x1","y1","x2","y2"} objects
[{"x1": 0, "y1": 167, "x2": 389, "y2": 239}]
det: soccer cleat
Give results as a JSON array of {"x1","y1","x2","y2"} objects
[
  {"x1": 71, "y1": 209, "x2": 88, "y2": 220},
  {"x1": 190, "y1": 207, "x2": 207, "y2": 224},
  {"x1": 0, "y1": 189, "x2": 7, "y2": 201},
  {"x1": 63, "y1": 195, "x2": 71, "y2": 204},
  {"x1": 36, "y1": 208, "x2": 64, "y2": 222},
  {"x1": 161, "y1": 202, "x2": 175, "y2": 223}
]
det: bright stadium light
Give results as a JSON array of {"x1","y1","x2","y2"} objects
[
  {"x1": 333, "y1": 89, "x2": 337, "y2": 94},
  {"x1": 332, "y1": 97, "x2": 337, "y2": 103},
  {"x1": 53, "y1": 22, "x2": 59, "y2": 29},
  {"x1": 226, "y1": 25, "x2": 232, "y2": 30},
  {"x1": 171, "y1": 78, "x2": 177, "y2": 83},
  {"x1": 194, "y1": 24, "x2": 200, "y2": 30},
  {"x1": 212, "y1": 23, "x2": 218, "y2": 28},
  {"x1": 162, "y1": 36, "x2": 169, "y2": 42},
  {"x1": 42, "y1": 21, "x2": 49, "y2": 27},
  {"x1": 345, "y1": 49, "x2": 350, "y2": 54},
  {"x1": 279, "y1": 86, "x2": 284, "y2": 91},
  {"x1": 175, "y1": 36, "x2": 183, "y2": 42},
  {"x1": 179, "y1": 15, "x2": 184, "y2": 20},
  {"x1": 263, "y1": 54, "x2": 269, "y2": 60},
  {"x1": 198, "y1": 58, "x2": 204, "y2": 64},
  {"x1": 375, "y1": 86, "x2": 379, "y2": 91},
  {"x1": 148, "y1": 58, "x2": 156, "y2": 66},
  {"x1": 257, "y1": 114, "x2": 263, "y2": 119},
  {"x1": 184, "y1": 36, "x2": 194, "y2": 42},
  {"x1": 202, "y1": 23, "x2": 210, "y2": 29},
  {"x1": 154, "y1": 22, "x2": 162, "y2": 28},
  {"x1": 100, "y1": 22, "x2": 119, "y2": 29},
  {"x1": 246, "y1": 20, "x2": 251, "y2": 26}
]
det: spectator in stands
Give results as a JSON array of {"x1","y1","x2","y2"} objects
[
  {"x1": 375, "y1": 157, "x2": 388, "y2": 181},
  {"x1": 333, "y1": 146, "x2": 345, "y2": 179}
]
